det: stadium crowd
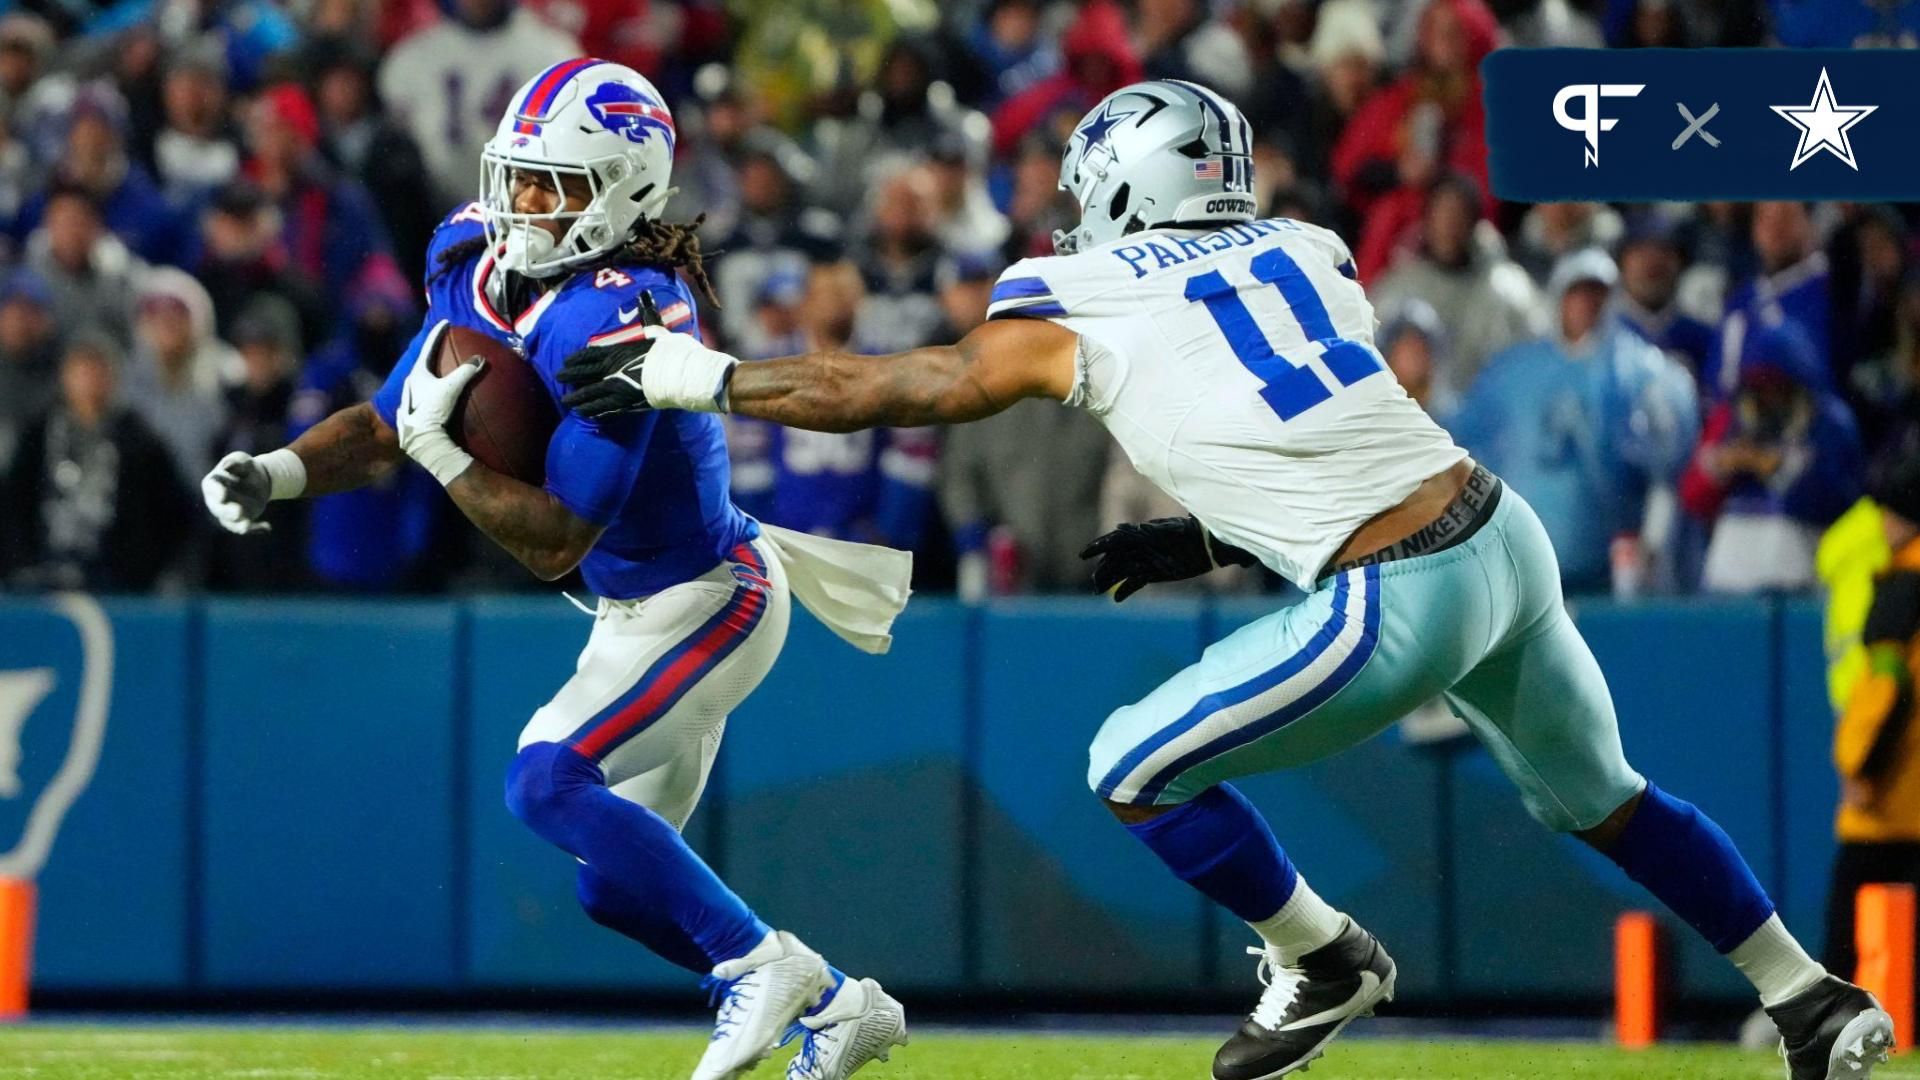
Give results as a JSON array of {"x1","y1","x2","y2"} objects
[{"x1": 0, "y1": 0, "x2": 1913, "y2": 598}]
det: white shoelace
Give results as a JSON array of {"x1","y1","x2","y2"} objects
[{"x1": 1247, "y1": 946, "x2": 1306, "y2": 1032}]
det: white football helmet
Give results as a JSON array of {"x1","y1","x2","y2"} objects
[
  {"x1": 1054, "y1": 79, "x2": 1257, "y2": 254},
  {"x1": 480, "y1": 59, "x2": 677, "y2": 278}
]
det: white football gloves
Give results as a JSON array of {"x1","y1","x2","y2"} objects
[
  {"x1": 201, "y1": 448, "x2": 306, "y2": 535},
  {"x1": 395, "y1": 320, "x2": 480, "y2": 487}
]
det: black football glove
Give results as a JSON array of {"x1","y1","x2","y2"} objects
[
  {"x1": 557, "y1": 290, "x2": 663, "y2": 419},
  {"x1": 1079, "y1": 516, "x2": 1258, "y2": 602}
]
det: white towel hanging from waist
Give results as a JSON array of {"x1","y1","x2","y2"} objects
[{"x1": 757, "y1": 524, "x2": 913, "y2": 655}]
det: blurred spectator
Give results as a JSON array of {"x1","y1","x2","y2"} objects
[
  {"x1": 124, "y1": 266, "x2": 233, "y2": 490},
  {"x1": 728, "y1": 0, "x2": 917, "y2": 132},
  {"x1": 1332, "y1": 0, "x2": 1497, "y2": 224},
  {"x1": 26, "y1": 185, "x2": 143, "y2": 347},
  {"x1": 1602, "y1": 0, "x2": 1699, "y2": 47},
  {"x1": 110, "y1": 25, "x2": 166, "y2": 168},
  {"x1": 1613, "y1": 215, "x2": 1717, "y2": 376},
  {"x1": 0, "y1": 15, "x2": 56, "y2": 129},
  {"x1": 194, "y1": 180, "x2": 328, "y2": 349},
  {"x1": 377, "y1": 0, "x2": 577, "y2": 207},
  {"x1": 1378, "y1": 296, "x2": 1456, "y2": 419},
  {"x1": 1852, "y1": 271, "x2": 1920, "y2": 453},
  {"x1": 731, "y1": 260, "x2": 937, "y2": 550},
  {"x1": 926, "y1": 124, "x2": 1009, "y2": 254},
  {"x1": 850, "y1": 165, "x2": 946, "y2": 355},
  {"x1": 1001, "y1": 129, "x2": 1074, "y2": 260},
  {"x1": 938, "y1": 251, "x2": 1107, "y2": 598},
  {"x1": 664, "y1": 65, "x2": 752, "y2": 241},
  {"x1": 1505, "y1": 0, "x2": 1605, "y2": 48},
  {"x1": 1709, "y1": 200, "x2": 1831, "y2": 400},
  {"x1": 708, "y1": 129, "x2": 840, "y2": 347},
  {"x1": 990, "y1": 0, "x2": 1140, "y2": 159},
  {"x1": 1370, "y1": 174, "x2": 1542, "y2": 398},
  {"x1": 291, "y1": 262, "x2": 442, "y2": 591},
  {"x1": 152, "y1": 39, "x2": 242, "y2": 201},
  {"x1": 15, "y1": 86, "x2": 187, "y2": 265},
  {"x1": 1817, "y1": 456, "x2": 1920, "y2": 996},
  {"x1": 810, "y1": 37, "x2": 966, "y2": 217},
  {"x1": 129, "y1": 0, "x2": 301, "y2": 92},
  {"x1": 1452, "y1": 250, "x2": 1699, "y2": 594},
  {"x1": 964, "y1": 0, "x2": 1059, "y2": 110},
  {"x1": 206, "y1": 296, "x2": 306, "y2": 591},
  {"x1": 724, "y1": 269, "x2": 808, "y2": 518},
  {"x1": 1771, "y1": 0, "x2": 1920, "y2": 47},
  {"x1": 1514, "y1": 202, "x2": 1625, "y2": 285},
  {"x1": 306, "y1": 37, "x2": 436, "y2": 285},
  {"x1": 1682, "y1": 322, "x2": 1862, "y2": 594},
  {"x1": 1279, "y1": 0, "x2": 1384, "y2": 197},
  {"x1": 1136, "y1": 0, "x2": 1253, "y2": 101},
  {"x1": 0, "y1": 270, "x2": 59, "y2": 474},
  {"x1": 244, "y1": 82, "x2": 391, "y2": 312},
  {"x1": 1830, "y1": 206, "x2": 1909, "y2": 412},
  {"x1": 0, "y1": 333, "x2": 192, "y2": 591}
]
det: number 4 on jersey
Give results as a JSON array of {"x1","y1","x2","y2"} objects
[{"x1": 1185, "y1": 248, "x2": 1384, "y2": 421}]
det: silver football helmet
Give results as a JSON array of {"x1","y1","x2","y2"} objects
[{"x1": 1054, "y1": 79, "x2": 1257, "y2": 255}]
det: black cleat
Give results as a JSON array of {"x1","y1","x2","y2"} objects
[
  {"x1": 1765, "y1": 976, "x2": 1895, "y2": 1080},
  {"x1": 1212, "y1": 920, "x2": 1396, "y2": 1080}
]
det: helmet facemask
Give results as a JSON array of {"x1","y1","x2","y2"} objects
[{"x1": 479, "y1": 147, "x2": 655, "y2": 279}]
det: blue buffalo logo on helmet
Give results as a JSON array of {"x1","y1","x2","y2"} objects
[{"x1": 585, "y1": 83, "x2": 675, "y2": 151}]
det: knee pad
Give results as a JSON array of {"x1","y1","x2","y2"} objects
[{"x1": 504, "y1": 741, "x2": 604, "y2": 830}]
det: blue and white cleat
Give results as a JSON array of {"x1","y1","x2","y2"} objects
[
  {"x1": 693, "y1": 931, "x2": 836, "y2": 1080},
  {"x1": 785, "y1": 977, "x2": 909, "y2": 1080}
]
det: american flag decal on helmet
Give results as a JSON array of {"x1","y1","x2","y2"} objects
[{"x1": 1193, "y1": 159, "x2": 1224, "y2": 181}]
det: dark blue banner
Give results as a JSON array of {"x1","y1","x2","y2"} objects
[{"x1": 1484, "y1": 49, "x2": 1920, "y2": 201}]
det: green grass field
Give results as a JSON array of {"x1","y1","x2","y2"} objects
[{"x1": 4, "y1": 1025, "x2": 1920, "y2": 1080}]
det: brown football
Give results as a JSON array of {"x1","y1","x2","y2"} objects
[{"x1": 429, "y1": 325, "x2": 558, "y2": 486}]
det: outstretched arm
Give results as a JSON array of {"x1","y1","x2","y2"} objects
[
  {"x1": 289, "y1": 402, "x2": 404, "y2": 494},
  {"x1": 559, "y1": 314, "x2": 1082, "y2": 432},
  {"x1": 202, "y1": 401, "x2": 405, "y2": 535}
]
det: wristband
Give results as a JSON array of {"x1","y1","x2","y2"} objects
[{"x1": 256, "y1": 447, "x2": 308, "y2": 500}]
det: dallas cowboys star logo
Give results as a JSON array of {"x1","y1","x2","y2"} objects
[
  {"x1": 1077, "y1": 97, "x2": 1145, "y2": 152},
  {"x1": 1770, "y1": 67, "x2": 1877, "y2": 171}
]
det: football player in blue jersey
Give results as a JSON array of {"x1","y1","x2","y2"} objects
[{"x1": 199, "y1": 60, "x2": 911, "y2": 1080}]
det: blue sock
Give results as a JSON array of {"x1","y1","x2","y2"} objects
[
  {"x1": 1122, "y1": 784, "x2": 1298, "y2": 922},
  {"x1": 507, "y1": 741, "x2": 770, "y2": 968},
  {"x1": 1604, "y1": 783, "x2": 1776, "y2": 953},
  {"x1": 576, "y1": 864, "x2": 710, "y2": 974},
  {"x1": 804, "y1": 968, "x2": 849, "y2": 1017}
]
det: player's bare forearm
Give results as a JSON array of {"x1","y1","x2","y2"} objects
[
  {"x1": 444, "y1": 464, "x2": 603, "y2": 581},
  {"x1": 727, "y1": 318, "x2": 1081, "y2": 433},
  {"x1": 728, "y1": 347, "x2": 997, "y2": 432},
  {"x1": 288, "y1": 403, "x2": 403, "y2": 495}
]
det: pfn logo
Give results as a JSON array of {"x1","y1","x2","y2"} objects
[{"x1": 1553, "y1": 83, "x2": 1645, "y2": 167}]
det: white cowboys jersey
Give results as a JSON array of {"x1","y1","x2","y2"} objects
[{"x1": 988, "y1": 217, "x2": 1466, "y2": 590}]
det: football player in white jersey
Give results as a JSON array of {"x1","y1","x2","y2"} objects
[{"x1": 555, "y1": 80, "x2": 1892, "y2": 1080}]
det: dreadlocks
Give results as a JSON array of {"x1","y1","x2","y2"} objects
[{"x1": 431, "y1": 214, "x2": 719, "y2": 310}]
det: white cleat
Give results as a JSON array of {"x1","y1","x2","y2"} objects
[
  {"x1": 785, "y1": 977, "x2": 909, "y2": 1080},
  {"x1": 692, "y1": 930, "x2": 835, "y2": 1080}
]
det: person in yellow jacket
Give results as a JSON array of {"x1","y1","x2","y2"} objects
[{"x1": 1822, "y1": 461, "x2": 1920, "y2": 984}]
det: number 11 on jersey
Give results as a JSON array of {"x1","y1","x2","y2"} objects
[{"x1": 1185, "y1": 247, "x2": 1384, "y2": 422}]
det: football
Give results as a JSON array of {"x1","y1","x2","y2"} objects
[{"x1": 429, "y1": 325, "x2": 558, "y2": 486}]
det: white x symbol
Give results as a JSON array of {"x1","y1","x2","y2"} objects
[{"x1": 1673, "y1": 102, "x2": 1721, "y2": 149}]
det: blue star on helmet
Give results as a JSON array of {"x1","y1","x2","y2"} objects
[{"x1": 1077, "y1": 97, "x2": 1146, "y2": 153}]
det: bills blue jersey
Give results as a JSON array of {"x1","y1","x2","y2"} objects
[{"x1": 374, "y1": 204, "x2": 757, "y2": 599}]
